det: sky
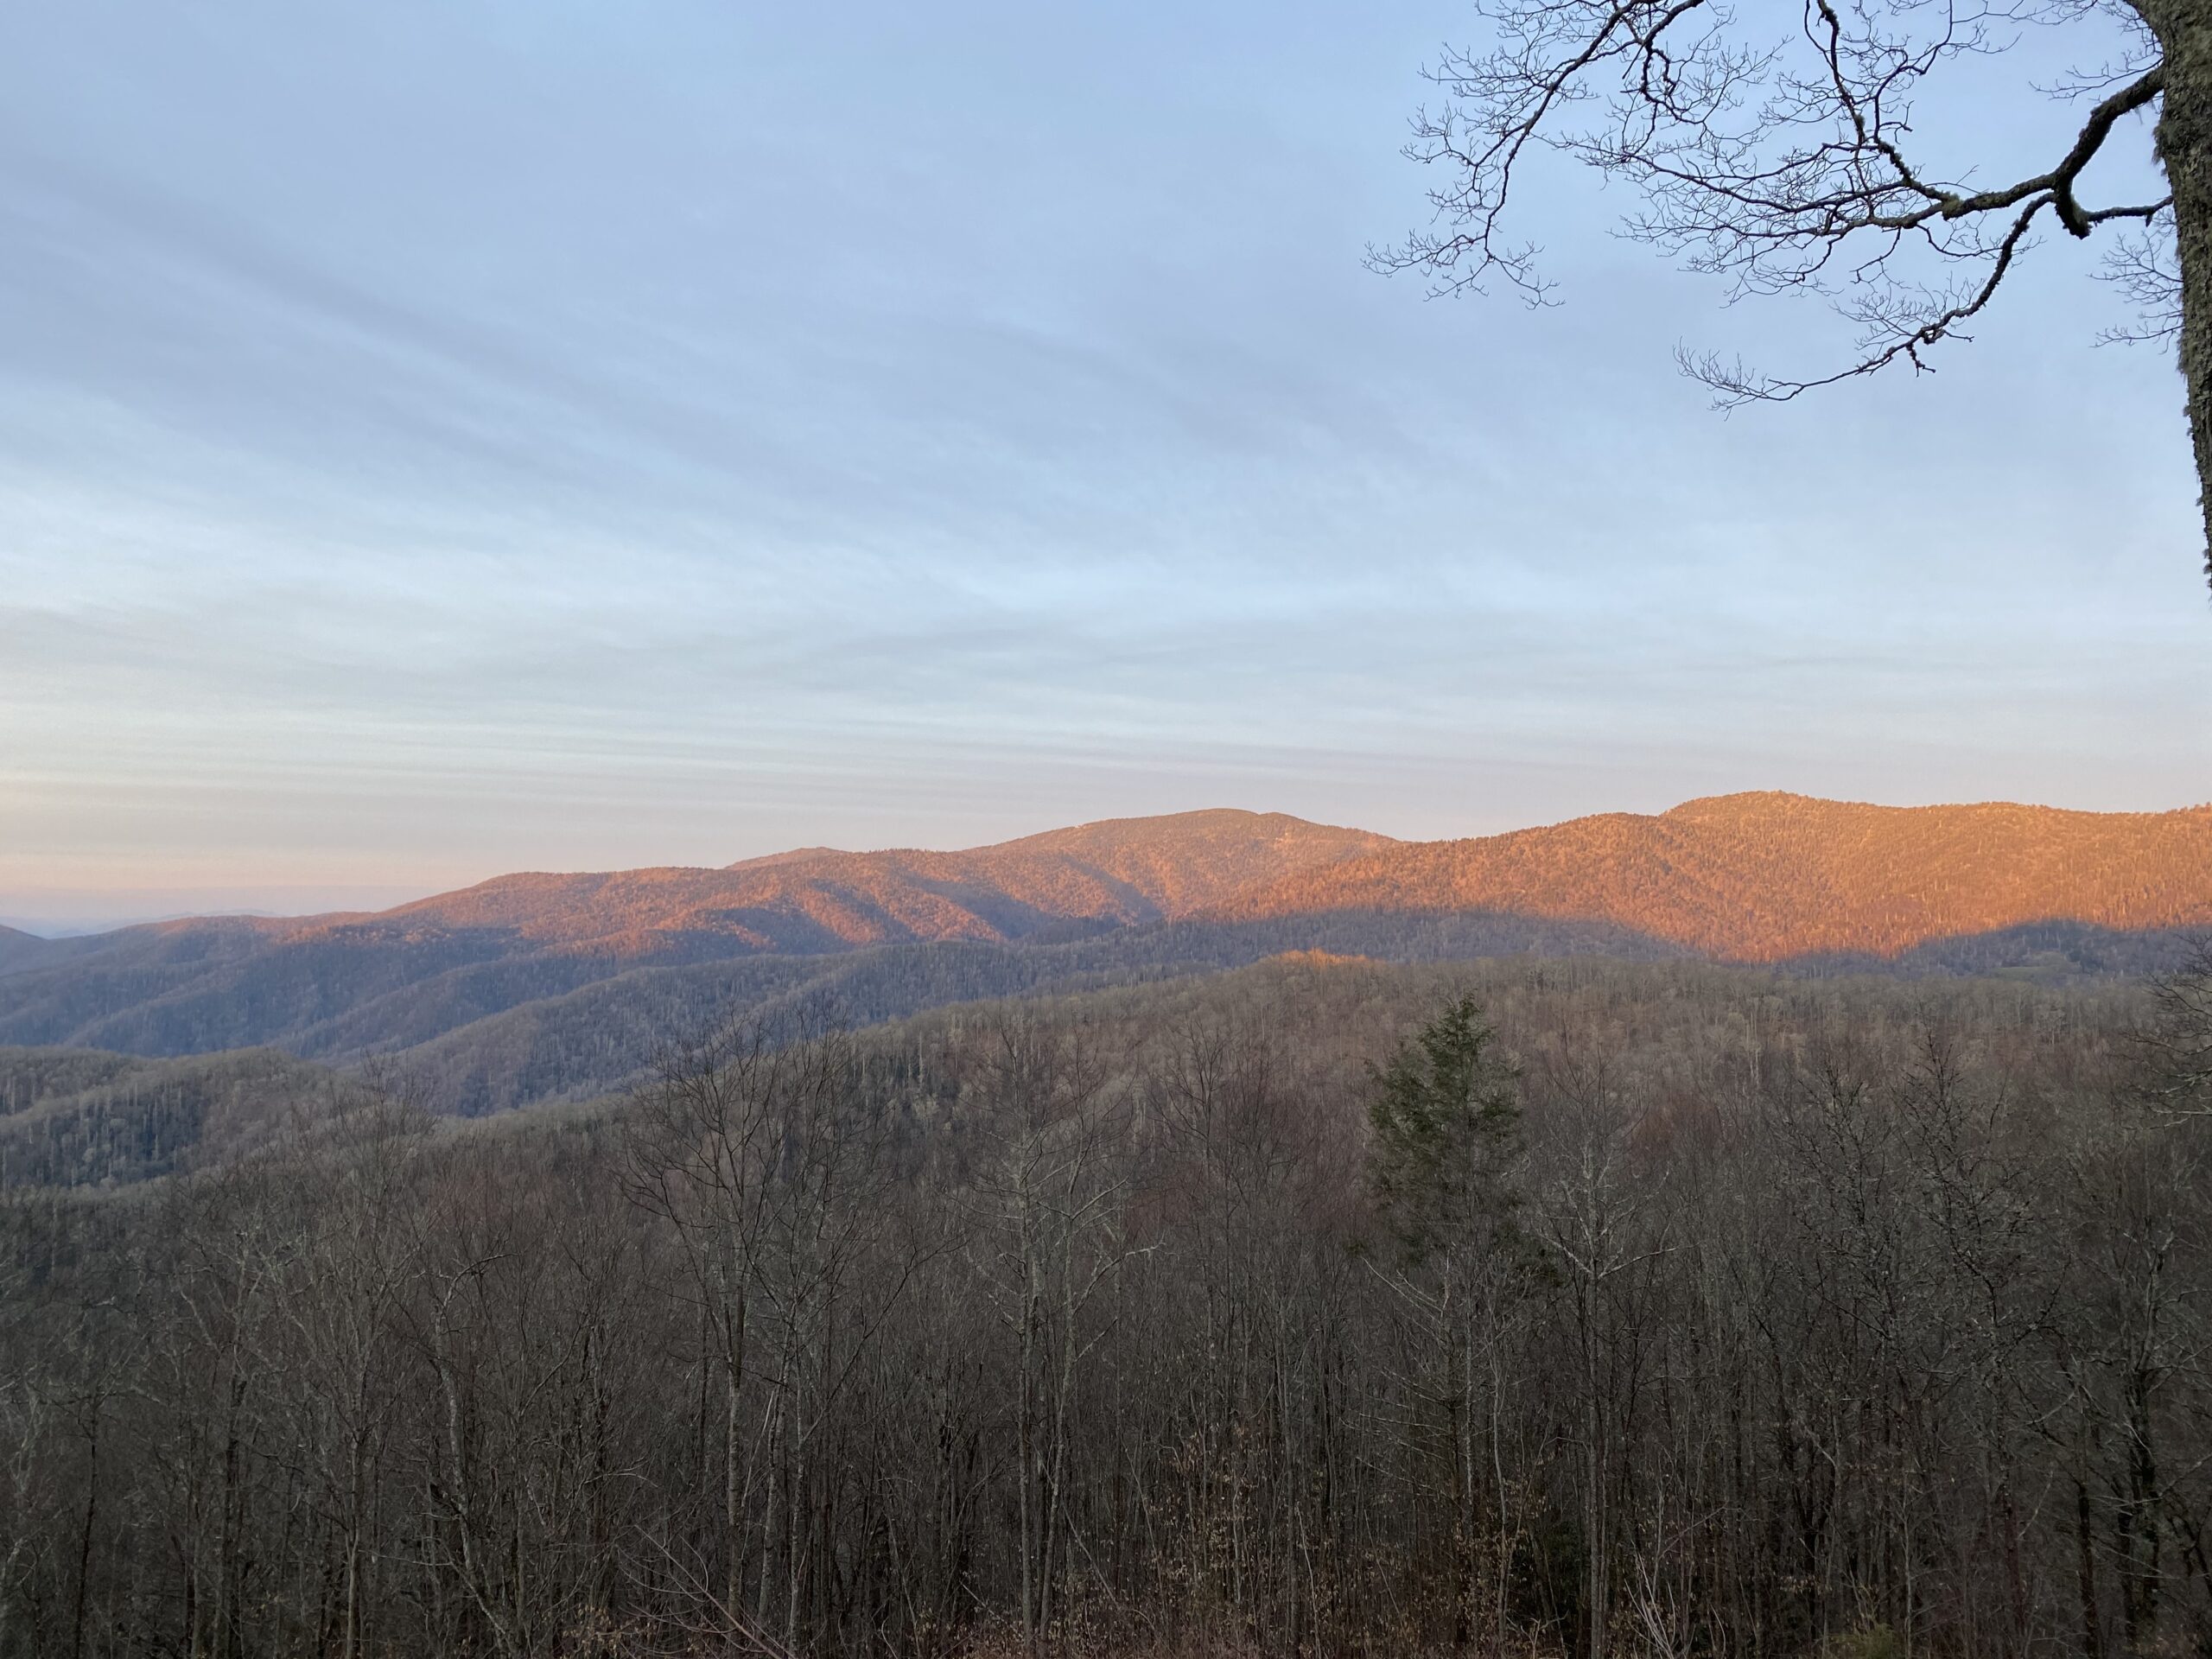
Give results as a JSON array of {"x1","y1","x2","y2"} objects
[{"x1": 2, "y1": 1, "x2": 2206, "y2": 931}]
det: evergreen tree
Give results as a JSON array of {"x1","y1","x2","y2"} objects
[{"x1": 1366, "y1": 992, "x2": 1523, "y2": 1262}]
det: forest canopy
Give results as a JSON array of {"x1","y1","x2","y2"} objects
[{"x1": 5, "y1": 953, "x2": 2210, "y2": 1658}]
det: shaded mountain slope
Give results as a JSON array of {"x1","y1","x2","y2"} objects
[
  {"x1": 395, "y1": 912, "x2": 2197, "y2": 1116},
  {"x1": 0, "y1": 1045, "x2": 353, "y2": 1187},
  {"x1": 0, "y1": 925, "x2": 123, "y2": 979},
  {"x1": 0, "y1": 926, "x2": 54, "y2": 976}
]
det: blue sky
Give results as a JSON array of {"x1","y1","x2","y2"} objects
[{"x1": 2, "y1": 0, "x2": 2205, "y2": 929}]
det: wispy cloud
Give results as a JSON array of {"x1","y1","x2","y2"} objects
[{"x1": 0, "y1": 0, "x2": 2203, "y2": 924}]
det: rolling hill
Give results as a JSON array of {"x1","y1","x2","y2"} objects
[{"x1": 0, "y1": 794, "x2": 2203, "y2": 1110}]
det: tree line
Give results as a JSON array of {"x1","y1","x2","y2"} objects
[{"x1": 3, "y1": 954, "x2": 2209, "y2": 1658}]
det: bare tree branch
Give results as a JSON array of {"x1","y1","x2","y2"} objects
[{"x1": 1373, "y1": 0, "x2": 2176, "y2": 401}]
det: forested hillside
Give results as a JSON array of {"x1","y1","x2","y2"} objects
[
  {"x1": 0, "y1": 1046, "x2": 353, "y2": 1187},
  {"x1": 0, "y1": 810, "x2": 1391, "y2": 1064},
  {"x1": 0, "y1": 929, "x2": 60, "y2": 976},
  {"x1": 384, "y1": 810, "x2": 1395, "y2": 951},
  {"x1": 5, "y1": 953, "x2": 2209, "y2": 1657},
  {"x1": 1229, "y1": 792, "x2": 2212, "y2": 957}
]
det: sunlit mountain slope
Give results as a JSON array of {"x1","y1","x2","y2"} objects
[{"x1": 1221, "y1": 792, "x2": 2212, "y2": 960}]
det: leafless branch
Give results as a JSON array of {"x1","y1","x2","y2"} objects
[{"x1": 1372, "y1": 0, "x2": 2174, "y2": 394}]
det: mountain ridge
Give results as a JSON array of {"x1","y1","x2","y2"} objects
[
  {"x1": 359, "y1": 808, "x2": 1392, "y2": 952},
  {"x1": 2, "y1": 794, "x2": 2205, "y2": 1090},
  {"x1": 1215, "y1": 792, "x2": 2212, "y2": 961}
]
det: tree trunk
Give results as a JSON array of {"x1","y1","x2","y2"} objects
[
  {"x1": 2155, "y1": 0, "x2": 2212, "y2": 586},
  {"x1": 725, "y1": 1363, "x2": 744, "y2": 1629},
  {"x1": 70, "y1": 1415, "x2": 97, "y2": 1659},
  {"x1": 724, "y1": 1287, "x2": 747, "y2": 1634},
  {"x1": 2079, "y1": 1478, "x2": 2104, "y2": 1659}
]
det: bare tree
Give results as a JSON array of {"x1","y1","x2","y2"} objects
[
  {"x1": 622, "y1": 1020, "x2": 812, "y2": 1643},
  {"x1": 2145, "y1": 941, "x2": 2212, "y2": 1109},
  {"x1": 1373, "y1": 0, "x2": 2210, "y2": 582},
  {"x1": 963, "y1": 1015, "x2": 1141, "y2": 1658}
]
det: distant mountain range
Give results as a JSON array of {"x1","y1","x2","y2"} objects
[{"x1": 2, "y1": 792, "x2": 2206, "y2": 1113}]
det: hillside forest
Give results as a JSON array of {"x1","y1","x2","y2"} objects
[{"x1": 7, "y1": 949, "x2": 2212, "y2": 1658}]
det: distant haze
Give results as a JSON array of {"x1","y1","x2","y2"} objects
[
  {"x1": 3, "y1": 3, "x2": 2205, "y2": 925},
  {"x1": 1, "y1": 887, "x2": 441, "y2": 938}
]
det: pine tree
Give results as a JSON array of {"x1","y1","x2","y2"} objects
[{"x1": 1365, "y1": 993, "x2": 1522, "y2": 1262}]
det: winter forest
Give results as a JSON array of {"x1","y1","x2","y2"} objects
[{"x1": 8, "y1": 954, "x2": 2212, "y2": 1659}]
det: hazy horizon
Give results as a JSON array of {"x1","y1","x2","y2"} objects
[{"x1": 6, "y1": 2, "x2": 2207, "y2": 928}]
